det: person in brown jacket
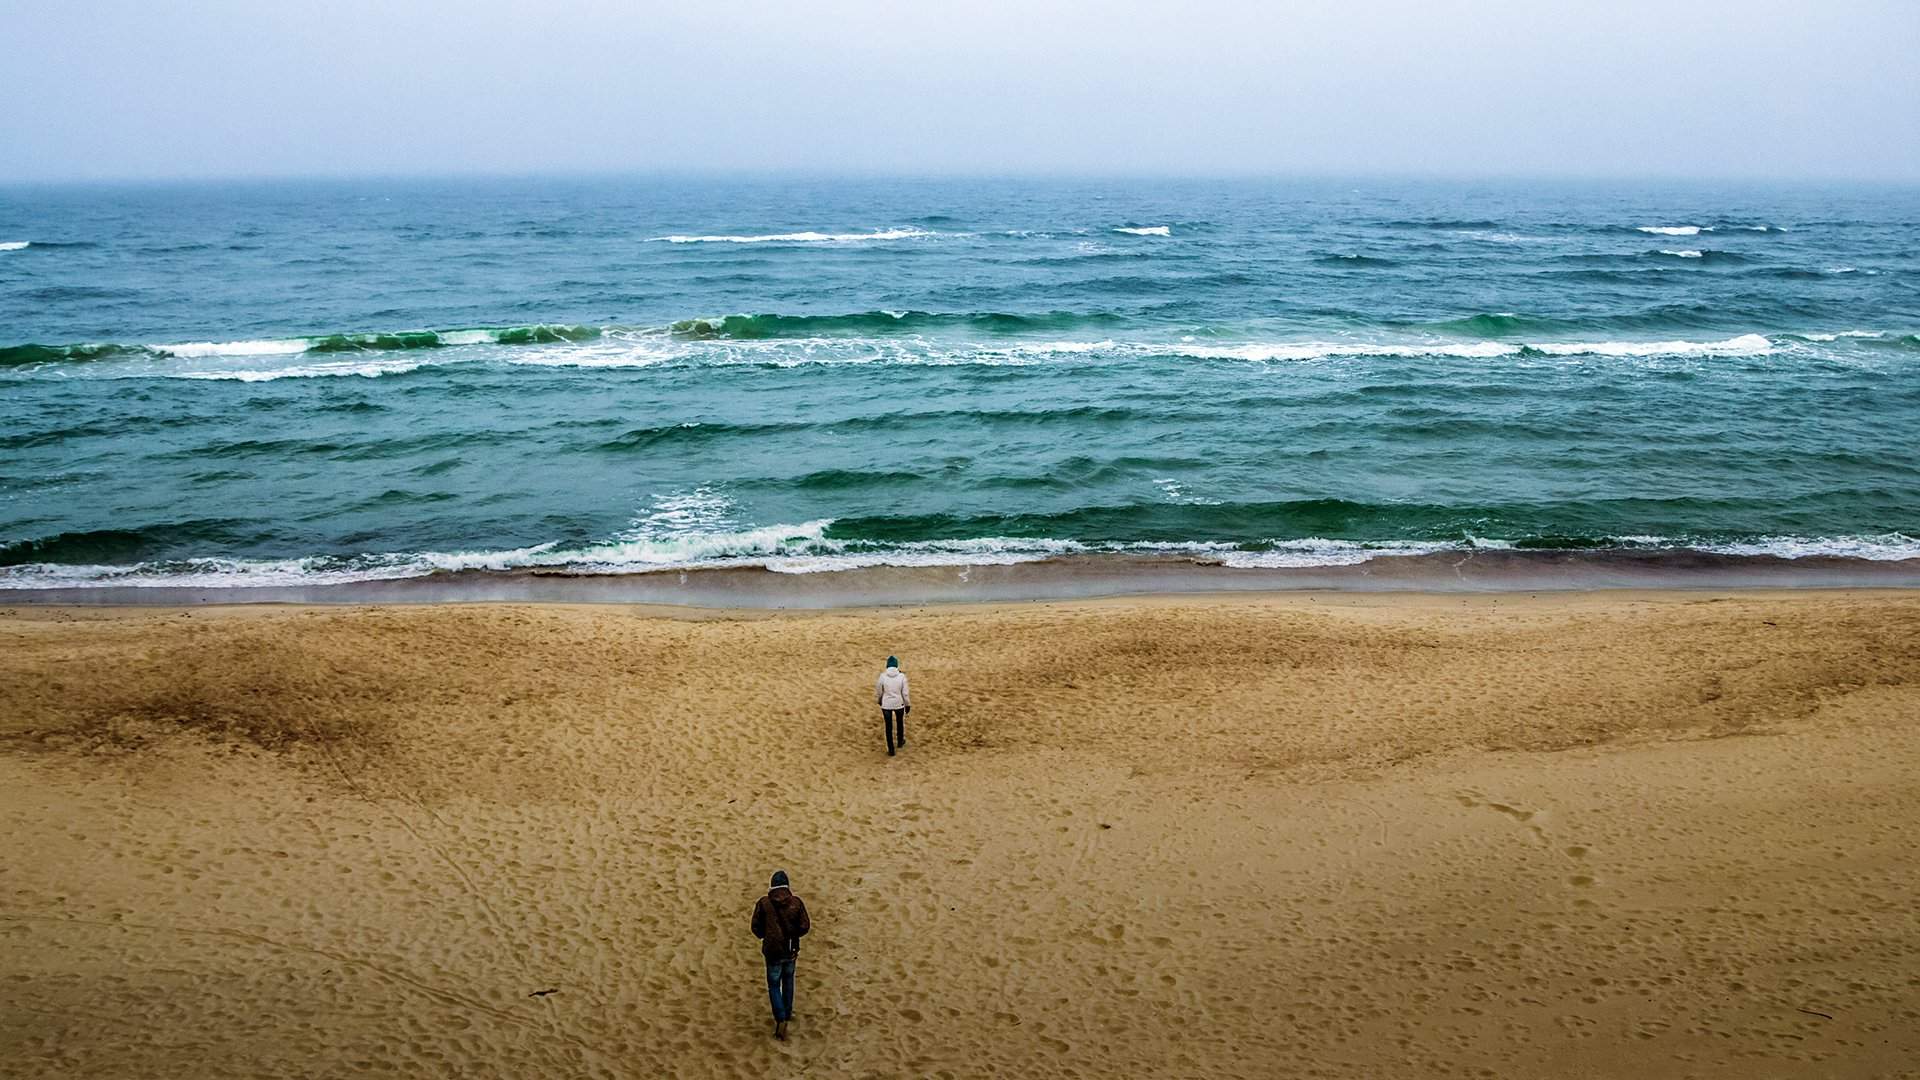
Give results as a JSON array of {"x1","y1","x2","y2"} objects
[{"x1": 751, "y1": 869, "x2": 811, "y2": 1039}]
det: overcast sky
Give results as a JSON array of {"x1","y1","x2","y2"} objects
[{"x1": 4, "y1": 0, "x2": 1917, "y2": 182}]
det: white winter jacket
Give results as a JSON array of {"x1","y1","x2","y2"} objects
[{"x1": 876, "y1": 667, "x2": 911, "y2": 710}]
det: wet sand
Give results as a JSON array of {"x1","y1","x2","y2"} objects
[{"x1": 2, "y1": 591, "x2": 1917, "y2": 1078}]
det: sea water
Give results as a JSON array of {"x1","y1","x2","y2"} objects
[{"x1": 1, "y1": 176, "x2": 1916, "y2": 588}]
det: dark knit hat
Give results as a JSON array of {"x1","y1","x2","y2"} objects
[
  {"x1": 770, "y1": 869, "x2": 790, "y2": 890},
  {"x1": 887, "y1": 655, "x2": 899, "y2": 668}
]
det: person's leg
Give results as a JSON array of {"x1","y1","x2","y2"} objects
[
  {"x1": 765, "y1": 961, "x2": 784, "y2": 1026},
  {"x1": 884, "y1": 709, "x2": 896, "y2": 755},
  {"x1": 780, "y1": 958, "x2": 796, "y2": 1021},
  {"x1": 897, "y1": 706, "x2": 906, "y2": 746}
]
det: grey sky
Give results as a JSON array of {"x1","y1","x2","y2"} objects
[{"x1": 4, "y1": 0, "x2": 1917, "y2": 182}]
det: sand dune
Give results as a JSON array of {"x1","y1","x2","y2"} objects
[{"x1": 2, "y1": 592, "x2": 1917, "y2": 1078}]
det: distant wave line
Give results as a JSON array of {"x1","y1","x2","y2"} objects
[
  {"x1": 9, "y1": 317, "x2": 1917, "y2": 380},
  {"x1": 646, "y1": 228, "x2": 942, "y2": 243}
]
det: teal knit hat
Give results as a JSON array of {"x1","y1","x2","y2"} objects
[{"x1": 887, "y1": 655, "x2": 899, "y2": 668}]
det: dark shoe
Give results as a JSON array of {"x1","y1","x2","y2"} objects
[
  {"x1": 887, "y1": 747, "x2": 895, "y2": 756},
  {"x1": 776, "y1": 1020, "x2": 788, "y2": 1040}
]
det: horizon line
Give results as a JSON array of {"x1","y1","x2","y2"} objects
[{"x1": 6, "y1": 166, "x2": 1920, "y2": 190}]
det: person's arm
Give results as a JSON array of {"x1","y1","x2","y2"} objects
[
  {"x1": 751, "y1": 898, "x2": 766, "y2": 940},
  {"x1": 901, "y1": 673, "x2": 910, "y2": 709},
  {"x1": 877, "y1": 674, "x2": 885, "y2": 705},
  {"x1": 794, "y1": 900, "x2": 811, "y2": 939}
]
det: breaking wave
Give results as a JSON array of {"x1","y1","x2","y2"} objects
[
  {"x1": 5, "y1": 523, "x2": 1916, "y2": 590},
  {"x1": 647, "y1": 228, "x2": 938, "y2": 244},
  {"x1": 667, "y1": 310, "x2": 1124, "y2": 339},
  {"x1": 13, "y1": 303, "x2": 1908, "y2": 380},
  {"x1": 0, "y1": 325, "x2": 602, "y2": 369}
]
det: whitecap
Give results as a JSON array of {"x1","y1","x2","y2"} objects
[
  {"x1": 172, "y1": 358, "x2": 433, "y2": 381},
  {"x1": 0, "y1": 241, "x2": 28, "y2": 252},
  {"x1": 1171, "y1": 341, "x2": 1519, "y2": 362},
  {"x1": 1154, "y1": 478, "x2": 1223, "y2": 506},
  {"x1": 764, "y1": 537, "x2": 1086, "y2": 574},
  {"x1": 154, "y1": 339, "x2": 312, "y2": 358},
  {"x1": 1696, "y1": 533, "x2": 1920, "y2": 561},
  {"x1": 9, "y1": 528, "x2": 1917, "y2": 590},
  {"x1": 647, "y1": 228, "x2": 936, "y2": 243},
  {"x1": 1800, "y1": 330, "x2": 1887, "y2": 342},
  {"x1": 1528, "y1": 334, "x2": 1772, "y2": 358},
  {"x1": 1638, "y1": 225, "x2": 1704, "y2": 236},
  {"x1": 1113, "y1": 225, "x2": 1172, "y2": 237},
  {"x1": 0, "y1": 554, "x2": 431, "y2": 589},
  {"x1": 1658, "y1": 249, "x2": 1705, "y2": 258},
  {"x1": 1214, "y1": 539, "x2": 1462, "y2": 569}
]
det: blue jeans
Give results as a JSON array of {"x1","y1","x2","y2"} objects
[{"x1": 765, "y1": 958, "x2": 796, "y2": 1022}]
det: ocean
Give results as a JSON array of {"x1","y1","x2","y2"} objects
[{"x1": 2, "y1": 176, "x2": 1917, "y2": 594}]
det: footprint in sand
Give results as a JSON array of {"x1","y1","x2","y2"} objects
[{"x1": 1456, "y1": 791, "x2": 1596, "y2": 884}]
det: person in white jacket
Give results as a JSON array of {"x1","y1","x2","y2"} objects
[{"x1": 876, "y1": 655, "x2": 911, "y2": 756}]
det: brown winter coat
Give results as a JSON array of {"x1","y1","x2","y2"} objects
[{"x1": 752, "y1": 889, "x2": 811, "y2": 962}]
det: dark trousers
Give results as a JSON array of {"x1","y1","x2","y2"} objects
[
  {"x1": 883, "y1": 708, "x2": 907, "y2": 753},
  {"x1": 765, "y1": 958, "x2": 795, "y2": 1022}
]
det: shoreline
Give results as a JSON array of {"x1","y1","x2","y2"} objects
[{"x1": 6, "y1": 547, "x2": 1920, "y2": 607}]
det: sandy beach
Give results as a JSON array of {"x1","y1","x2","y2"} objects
[{"x1": 2, "y1": 590, "x2": 1917, "y2": 1078}]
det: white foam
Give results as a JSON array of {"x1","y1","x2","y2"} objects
[
  {"x1": 499, "y1": 332, "x2": 1784, "y2": 371},
  {"x1": 1174, "y1": 340, "x2": 1518, "y2": 362},
  {"x1": 0, "y1": 556, "x2": 426, "y2": 589},
  {"x1": 632, "y1": 486, "x2": 736, "y2": 533},
  {"x1": 504, "y1": 337, "x2": 680, "y2": 368},
  {"x1": 764, "y1": 537, "x2": 1086, "y2": 574},
  {"x1": 1801, "y1": 330, "x2": 1887, "y2": 342},
  {"x1": 1455, "y1": 231, "x2": 1542, "y2": 244},
  {"x1": 1214, "y1": 539, "x2": 1468, "y2": 569},
  {"x1": 9, "y1": 529, "x2": 1918, "y2": 590},
  {"x1": 1008, "y1": 339, "x2": 1119, "y2": 355},
  {"x1": 1113, "y1": 225, "x2": 1172, "y2": 237},
  {"x1": 412, "y1": 543, "x2": 563, "y2": 573},
  {"x1": 156, "y1": 339, "x2": 311, "y2": 358},
  {"x1": 0, "y1": 241, "x2": 28, "y2": 252},
  {"x1": 1659, "y1": 249, "x2": 1705, "y2": 258},
  {"x1": 20, "y1": 327, "x2": 1810, "y2": 382},
  {"x1": 173, "y1": 358, "x2": 434, "y2": 382},
  {"x1": 1529, "y1": 334, "x2": 1773, "y2": 358},
  {"x1": 648, "y1": 228, "x2": 935, "y2": 244},
  {"x1": 1696, "y1": 534, "x2": 1920, "y2": 561},
  {"x1": 1154, "y1": 478, "x2": 1223, "y2": 506},
  {"x1": 1638, "y1": 225, "x2": 1704, "y2": 236},
  {"x1": 539, "y1": 522, "x2": 831, "y2": 571}
]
